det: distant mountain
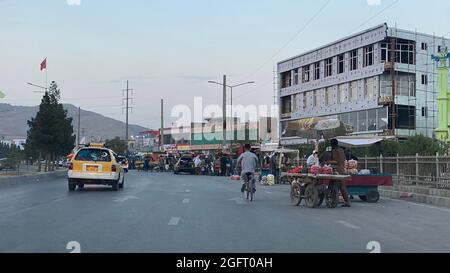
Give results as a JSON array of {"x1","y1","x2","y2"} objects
[{"x1": 0, "y1": 103, "x2": 149, "y2": 141}]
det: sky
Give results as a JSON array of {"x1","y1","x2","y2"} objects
[{"x1": 1, "y1": 0, "x2": 450, "y2": 129}]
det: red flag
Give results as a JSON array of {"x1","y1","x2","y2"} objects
[{"x1": 40, "y1": 58, "x2": 47, "y2": 71}]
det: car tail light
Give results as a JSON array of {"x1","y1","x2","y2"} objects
[
  {"x1": 112, "y1": 165, "x2": 117, "y2": 172},
  {"x1": 68, "y1": 162, "x2": 73, "y2": 170}
]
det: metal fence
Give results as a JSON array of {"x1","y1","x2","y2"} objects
[
  {"x1": 299, "y1": 154, "x2": 450, "y2": 189},
  {"x1": 359, "y1": 154, "x2": 450, "y2": 189}
]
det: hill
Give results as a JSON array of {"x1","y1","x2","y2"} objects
[{"x1": 0, "y1": 103, "x2": 149, "y2": 141}]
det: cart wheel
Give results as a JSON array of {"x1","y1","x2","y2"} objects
[
  {"x1": 326, "y1": 183, "x2": 339, "y2": 208},
  {"x1": 359, "y1": 195, "x2": 368, "y2": 202},
  {"x1": 304, "y1": 184, "x2": 319, "y2": 208},
  {"x1": 317, "y1": 194, "x2": 325, "y2": 207},
  {"x1": 290, "y1": 182, "x2": 302, "y2": 206},
  {"x1": 366, "y1": 191, "x2": 380, "y2": 203}
]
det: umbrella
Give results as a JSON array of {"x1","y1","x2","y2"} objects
[{"x1": 282, "y1": 118, "x2": 353, "y2": 140}]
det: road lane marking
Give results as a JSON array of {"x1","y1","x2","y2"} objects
[
  {"x1": 113, "y1": 195, "x2": 139, "y2": 203},
  {"x1": 168, "y1": 217, "x2": 180, "y2": 226},
  {"x1": 383, "y1": 197, "x2": 450, "y2": 213},
  {"x1": 182, "y1": 199, "x2": 190, "y2": 204},
  {"x1": 337, "y1": 220, "x2": 361, "y2": 230},
  {"x1": 228, "y1": 197, "x2": 248, "y2": 205},
  {"x1": 185, "y1": 190, "x2": 191, "y2": 193}
]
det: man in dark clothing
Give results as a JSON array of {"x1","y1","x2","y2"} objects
[
  {"x1": 327, "y1": 139, "x2": 351, "y2": 207},
  {"x1": 220, "y1": 155, "x2": 228, "y2": 176}
]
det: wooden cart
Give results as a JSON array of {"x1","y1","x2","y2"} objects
[{"x1": 288, "y1": 173, "x2": 351, "y2": 208}]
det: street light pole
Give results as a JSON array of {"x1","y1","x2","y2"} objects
[
  {"x1": 222, "y1": 75, "x2": 227, "y2": 151},
  {"x1": 208, "y1": 79, "x2": 255, "y2": 150}
]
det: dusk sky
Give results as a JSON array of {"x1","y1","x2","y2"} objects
[{"x1": 1, "y1": 0, "x2": 450, "y2": 128}]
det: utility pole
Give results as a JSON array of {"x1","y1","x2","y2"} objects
[
  {"x1": 222, "y1": 75, "x2": 227, "y2": 151},
  {"x1": 123, "y1": 80, "x2": 133, "y2": 155},
  {"x1": 160, "y1": 99, "x2": 164, "y2": 152},
  {"x1": 77, "y1": 107, "x2": 81, "y2": 149}
]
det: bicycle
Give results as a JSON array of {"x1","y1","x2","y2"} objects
[{"x1": 243, "y1": 172, "x2": 256, "y2": 202}]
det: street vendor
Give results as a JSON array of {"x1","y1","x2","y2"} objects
[
  {"x1": 327, "y1": 139, "x2": 352, "y2": 208},
  {"x1": 307, "y1": 150, "x2": 319, "y2": 168}
]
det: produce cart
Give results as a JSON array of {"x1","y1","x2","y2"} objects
[
  {"x1": 289, "y1": 173, "x2": 351, "y2": 208},
  {"x1": 347, "y1": 174, "x2": 393, "y2": 203},
  {"x1": 337, "y1": 136, "x2": 396, "y2": 203}
]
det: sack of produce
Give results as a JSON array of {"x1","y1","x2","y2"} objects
[
  {"x1": 322, "y1": 165, "x2": 333, "y2": 175},
  {"x1": 309, "y1": 165, "x2": 322, "y2": 175},
  {"x1": 231, "y1": 175, "x2": 241, "y2": 181},
  {"x1": 267, "y1": 175, "x2": 275, "y2": 186}
]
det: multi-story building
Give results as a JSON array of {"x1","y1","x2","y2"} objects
[{"x1": 278, "y1": 23, "x2": 450, "y2": 146}]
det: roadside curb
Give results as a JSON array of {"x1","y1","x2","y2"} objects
[
  {"x1": 379, "y1": 187, "x2": 450, "y2": 209},
  {"x1": 0, "y1": 170, "x2": 67, "y2": 188}
]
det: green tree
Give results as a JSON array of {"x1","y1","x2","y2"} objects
[
  {"x1": 6, "y1": 144, "x2": 24, "y2": 171},
  {"x1": 105, "y1": 137, "x2": 127, "y2": 154},
  {"x1": 398, "y1": 135, "x2": 448, "y2": 156},
  {"x1": 26, "y1": 81, "x2": 75, "y2": 172}
]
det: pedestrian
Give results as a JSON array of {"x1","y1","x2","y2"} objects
[
  {"x1": 307, "y1": 150, "x2": 319, "y2": 168},
  {"x1": 270, "y1": 152, "x2": 280, "y2": 184},
  {"x1": 328, "y1": 139, "x2": 352, "y2": 208},
  {"x1": 220, "y1": 154, "x2": 228, "y2": 176}
]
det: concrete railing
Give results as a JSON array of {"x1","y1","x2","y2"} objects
[{"x1": 0, "y1": 170, "x2": 67, "y2": 188}]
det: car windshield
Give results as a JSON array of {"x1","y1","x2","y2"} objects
[{"x1": 75, "y1": 149, "x2": 111, "y2": 162}]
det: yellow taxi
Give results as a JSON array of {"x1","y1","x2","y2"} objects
[{"x1": 68, "y1": 144, "x2": 125, "y2": 191}]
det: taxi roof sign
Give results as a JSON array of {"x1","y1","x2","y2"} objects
[{"x1": 88, "y1": 143, "x2": 106, "y2": 148}]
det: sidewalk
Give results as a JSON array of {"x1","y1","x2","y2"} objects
[
  {"x1": 0, "y1": 170, "x2": 67, "y2": 188},
  {"x1": 380, "y1": 184, "x2": 450, "y2": 209}
]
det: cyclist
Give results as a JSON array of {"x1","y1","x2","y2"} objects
[{"x1": 237, "y1": 144, "x2": 259, "y2": 194}]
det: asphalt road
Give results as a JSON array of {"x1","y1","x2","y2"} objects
[{"x1": 1, "y1": 171, "x2": 450, "y2": 253}]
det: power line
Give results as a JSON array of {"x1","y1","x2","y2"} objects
[
  {"x1": 235, "y1": 0, "x2": 401, "y2": 102},
  {"x1": 238, "y1": 0, "x2": 333, "y2": 83},
  {"x1": 348, "y1": 0, "x2": 400, "y2": 35}
]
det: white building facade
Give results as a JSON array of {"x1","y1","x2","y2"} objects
[{"x1": 278, "y1": 23, "x2": 450, "y2": 146}]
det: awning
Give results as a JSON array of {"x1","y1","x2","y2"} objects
[{"x1": 336, "y1": 136, "x2": 395, "y2": 147}]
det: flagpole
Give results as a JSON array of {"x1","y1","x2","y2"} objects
[{"x1": 45, "y1": 58, "x2": 48, "y2": 93}]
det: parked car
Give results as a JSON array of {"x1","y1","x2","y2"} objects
[
  {"x1": 0, "y1": 158, "x2": 16, "y2": 171},
  {"x1": 174, "y1": 156, "x2": 196, "y2": 175}
]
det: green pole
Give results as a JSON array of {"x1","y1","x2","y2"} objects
[{"x1": 433, "y1": 49, "x2": 450, "y2": 142}]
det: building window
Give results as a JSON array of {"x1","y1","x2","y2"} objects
[
  {"x1": 280, "y1": 71, "x2": 291, "y2": 88},
  {"x1": 350, "y1": 50, "x2": 358, "y2": 71},
  {"x1": 421, "y1": 43, "x2": 428, "y2": 51},
  {"x1": 397, "y1": 105, "x2": 416, "y2": 130},
  {"x1": 421, "y1": 74, "x2": 428, "y2": 85},
  {"x1": 396, "y1": 40, "x2": 415, "y2": 65},
  {"x1": 293, "y1": 69, "x2": 299, "y2": 85},
  {"x1": 368, "y1": 109, "x2": 377, "y2": 131},
  {"x1": 349, "y1": 112, "x2": 358, "y2": 132},
  {"x1": 364, "y1": 78, "x2": 374, "y2": 99},
  {"x1": 303, "y1": 65, "x2": 310, "y2": 83},
  {"x1": 303, "y1": 93, "x2": 307, "y2": 109},
  {"x1": 312, "y1": 90, "x2": 320, "y2": 107},
  {"x1": 338, "y1": 54, "x2": 345, "y2": 74},
  {"x1": 364, "y1": 45, "x2": 374, "y2": 67},
  {"x1": 339, "y1": 84, "x2": 347, "y2": 103},
  {"x1": 358, "y1": 111, "x2": 367, "y2": 132},
  {"x1": 377, "y1": 108, "x2": 388, "y2": 130},
  {"x1": 349, "y1": 81, "x2": 358, "y2": 102},
  {"x1": 381, "y1": 43, "x2": 388, "y2": 62},
  {"x1": 422, "y1": 107, "x2": 428, "y2": 117},
  {"x1": 325, "y1": 58, "x2": 333, "y2": 77},
  {"x1": 314, "y1": 62, "x2": 320, "y2": 80}
]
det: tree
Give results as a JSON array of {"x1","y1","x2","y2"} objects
[
  {"x1": 105, "y1": 137, "x2": 127, "y2": 154},
  {"x1": 26, "y1": 81, "x2": 75, "y2": 172},
  {"x1": 6, "y1": 145, "x2": 24, "y2": 171}
]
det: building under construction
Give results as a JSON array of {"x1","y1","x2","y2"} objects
[{"x1": 277, "y1": 23, "x2": 450, "y2": 146}]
